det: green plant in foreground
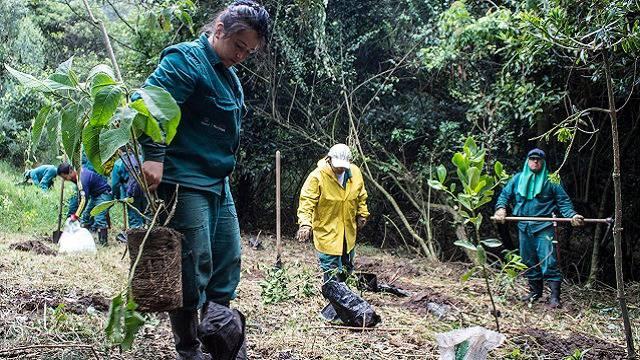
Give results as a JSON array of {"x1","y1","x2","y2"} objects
[
  {"x1": 5, "y1": 56, "x2": 181, "y2": 349},
  {"x1": 428, "y1": 136, "x2": 510, "y2": 332},
  {"x1": 259, "y1": 265, "x2": 293, "y2": 305},
  {"x1": 564, "y1": 348, "x2": 590, "y2": 360}
]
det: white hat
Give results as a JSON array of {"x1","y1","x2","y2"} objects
[{"x1": 327, "y1": 143, "x2": 351, "y2": 169}]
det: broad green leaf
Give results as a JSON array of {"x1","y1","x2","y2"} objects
[
  {"x1": 45, "y1": 108, "x2": 59, "y2": 145},
  {"x1": 481, "y1": 238, "x2": 503, "y2": 248},
  {"x1": 87, "y1": 64, "x2": 115, "y2": 82},
  {"x1": 427, "y1": 179, "x2": 446, "y2": 191},
  {"x1": 138, "y1": 86, "x2": 181, "y2": 143},
  {"x1": 131, "y1": 100, "x2": 164, "y2": 143},
  {"x1": 494, "y1": 161, "x2": 504, "y2": 178},
  {"x1": 122, "y1": 298, "x2": 145, "y2": 350},
  {"x1": 90, "y1": 200, "x2": 117, "y2": 216},
  {"x1": 91, "y1": 73, "x2": 118, "y2": 96},
  {"x1": 61, "y1": 103, "x2": 84, "y2": 159},
  {"x1": 49, "y1": 73, "x2": 74, "y2": 87},
  {"x1": 476, "y1": 245, "x2": 487, "y2": 265},
  {"x1": 454, "y1": 239, "x2": 477, "y2": 251},
  {"x1": 457, "y1": 195, "x2": 473, "y2": 211},
  {"x1": 473, "y1": 179, "x2": 487, "y2": 194},
  {"x1": 436, "y1": 164, "x2": 447, "y2": 183},
  {"x1": 467, "y1": 167, "x2": 480, "y2": 190},
  {"x1": 464, "y1": 136, "x2": 478, "y2": 155},
  {"x1": 450, "y1": 182, "x2": 457, "y2": 193},
  {"x1": 31, "y1": 105, "x2": 51, "y2": 148},
  {"x1": 100, "y1": 108, "x2": 134, "y2": 165},
  {"x1": 133, "y1": 114, "x2": 163, "y2": 143},
  {"x1": 105, "y1": 293, "x2": 125, "y2": 343},
  {"x1": 452, "y1": 152, "x2": 468, "y2": 172},
  {"x1": 5, "y1": 64, "x2": 76, "y2": 92},
  {"x1": 83, "y1": 123, "x2": 104, "y2": 174},
  {"x1": 90, "y1": 85, "x2": 123, "y2": 126},
  {"x1": 56, "y1": 56, "x2": 74, "y2": 74}
]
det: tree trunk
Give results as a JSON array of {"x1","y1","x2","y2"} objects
[{"x1": 603, "y1": 52, "x2": 635, "y2": 359}]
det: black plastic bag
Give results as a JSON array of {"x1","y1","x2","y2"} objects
[
  {"x1": 197, "y1": 302, "x2": 246, "y2": 360},
  {"x1": 321, "y1": 280, "x2": 381, "y2": 327},
  {"x1": 356, "y1": 272, "x2": 411, "y2": 297}
]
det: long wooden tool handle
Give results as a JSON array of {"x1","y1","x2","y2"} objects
[
  {"x1": 276, "y1": 150, "x2": 282, "y2": 261},
  {"x1": 491, "y1": 216, "x2": 612, "y2": 224},
  {"x1": 57, "y1": 180, "x2": 65, "y2": 232}
]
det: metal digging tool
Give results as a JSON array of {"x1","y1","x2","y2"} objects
[
  {"x1": 274, "y1": 150, "x2": 283, "y2": 269},
  {"x1": 52, "y1": 179, "x2": 65, "y2": 243},
  {"x1": 490, "y1": 216, "x2": 613, "y2": 224}
]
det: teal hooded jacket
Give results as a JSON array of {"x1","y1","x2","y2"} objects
[
  {"x1": 139, "y1": 34, "x2": 244, "y2": 195},
  {"x1": 495, "y1": 165, "x2": 577, "y2": 233}
]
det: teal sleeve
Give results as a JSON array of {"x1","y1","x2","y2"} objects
[
  {"x1": 554, "y1": 183, "x2": 577, "y2": 218},
  {"x1": 111, "y1": 169, "x2": 121, "y2": 199},
  {"x1": 40, "y1": 171, "x2": 55, "y2": 191},
  {"x1": 138, "y1": 50, "x2": 199, "y2": 163},
  {"x1": 495, "y1": 175, "x2": 517, "y2": 210}
]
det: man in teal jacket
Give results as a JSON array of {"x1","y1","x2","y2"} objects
[
  {"x1": 494, "y1": 148, "x2": 584, "y2": 308},
  {"x1": 23, "y1": 165, "x2": 57, "y2": 191}
]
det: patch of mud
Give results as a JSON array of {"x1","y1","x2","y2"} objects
[
  {"x1": 9, "y1": 240, "x2": 56, "y2": 256},
  {"x1": 14, "y1": 288, "x2": 110, "y2": 315},
  {"x1": 517, "y1": 328, "x2": 626, "y2": 359},
  {"x1": 403, "y1": 286, "x2": 464, "y2": 319}
]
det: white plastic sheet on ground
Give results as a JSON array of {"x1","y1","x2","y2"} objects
[
  {"x1": 58, "y1": 219, "x2": 96, "y2": 254},
  {"x1": 436, "y1": 326, "x2": 506, "y2": 360}
]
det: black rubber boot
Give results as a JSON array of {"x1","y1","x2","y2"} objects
[
  {"x1": 97, "y1": 228, "x2": 108, "y2": 246},
  {"x1": 548, "y1": 280, "x2": 562, "y2": 308},
  {"x1": 520, "y1": 279, "x2": 543, "y2": 302},
  {"x1": 170, "y1": 309, "x2": 204, "y2": 360}
]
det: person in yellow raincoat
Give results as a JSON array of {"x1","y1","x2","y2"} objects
[{"x1": 296, "y1": 143, "x2": 370, "y2": 282}]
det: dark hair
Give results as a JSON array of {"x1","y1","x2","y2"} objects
[
  {"x1": 57, "y1": 163, "x2": 72, "y2": 176},
  {"x1": 203, "y1": 0, "x2": 270, "y2": 48}
]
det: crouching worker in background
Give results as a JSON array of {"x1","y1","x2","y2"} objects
[
  {"x1": 296, "y1": 143, "x2": 370, "y2": 283},
  {"x1": 57, "y1": 163, "x2": 113, "y2": 245},
  {"x1": 22, "y1": 164, "x2": 57, "y2": 191},
  {"x1": 112, "y1": 152, "x2": 146, "y2": 242},
  {"x1": 493, "y1": 148, "x2": 584, "y2": 308}
]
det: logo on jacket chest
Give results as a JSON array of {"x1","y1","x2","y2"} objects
[{"x1": 200, "y1": 117, "x2": 226, "y2": 133}]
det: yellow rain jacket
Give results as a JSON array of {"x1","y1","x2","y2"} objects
[{"x1": 297, "y1": 159, "x2": 370, "y2": 256}]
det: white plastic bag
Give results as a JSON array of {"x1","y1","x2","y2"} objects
[
  {"x1": 58, "y1": 219, "x2": 97, "y2": 254},
  {"x1": 436, "y1": 326, "x2": 506, "y2": 360}
]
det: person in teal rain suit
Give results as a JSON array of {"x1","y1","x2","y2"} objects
[
  {"x1": 23, "y1": 165, "x2": 57, "y2": 191},
  {"x1": 137, "y1": 2, "x2": 269, "y2": 358},
  {"x1": 494, "y1": 148, "x2": 584, "y2": 308}
]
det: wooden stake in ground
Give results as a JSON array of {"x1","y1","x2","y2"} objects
[
  {"x1": 123, "y1": 202, "x2": 128, "y2": 232},
  {"x1": 275, "y1": 150, "x2": 282, "y2": 268},
  {"x1": 52, "y1": 180, "x2": 65, "y2": 243},
  {"x1": 603, "y1": 51, "x2": 635, "y2": 359}
]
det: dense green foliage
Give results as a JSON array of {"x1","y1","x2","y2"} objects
[{"x1": 2, "y1": 0, "x2": 640, "y2": 283}]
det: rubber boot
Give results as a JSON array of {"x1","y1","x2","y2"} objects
[
  {"x1": 520, "y1": 279, "x2": 543, "y2": 302},
  {"x1": 97, "y1": 228, "x2": 108, "y2": 246},
  {"x1": 170, "y1": 309, "x2": 205, "y2": 360},
  {"x1": 548, "y1": 280, "x2": 562, "y2": 308}
]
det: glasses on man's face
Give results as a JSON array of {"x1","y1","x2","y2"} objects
[{"x1": 528, "y1": 157, "x2": 543, "y2": 163}]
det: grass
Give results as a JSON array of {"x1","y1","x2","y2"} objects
[
  {"x1": 0, "y1": 163, "x2": 639, "y2": 359},
  {"x1": 0, "y1": 161, "x2": 125, "y2": 236}
]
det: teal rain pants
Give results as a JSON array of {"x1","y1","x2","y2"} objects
[
  {"x1": 519, "y1": 226, "x2": 561, "y2": 281},
  {"x1": 161, "y1": 183, "x2": 241, "y2": 310}
]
